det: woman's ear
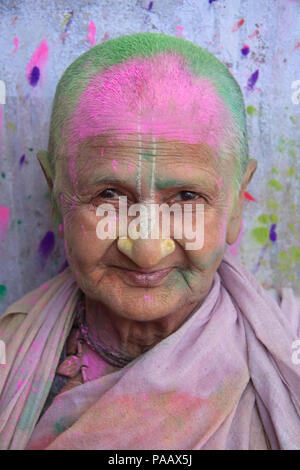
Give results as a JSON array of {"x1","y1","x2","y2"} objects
[
  {"x1": 36, "y1": 150, "x2": 64, "y2": 239},
  {"x1": 226, "y1": 158, "x2": 257, "y2": 245},
  {"x1": 36, "y1": 149, "x2": 54, "y2": 190}
]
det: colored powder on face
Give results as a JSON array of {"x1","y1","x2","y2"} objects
[
  {"x1": 68, "y1": 54, "x2": 233, "y2": 161},
  {"x1": 247, "y1": 70, "x2": 259, "y2": 90},
  {"x1": 0, "y1": 206, "x2": 10, "y2": 240},
  {"x1": 26, "y1": 39, "x2": 49, "y2": 86},
  {"x1": 0, "y1": 285, "x2": 7, "y2": 301},
  {"x1": 87, "y1": 20, "x2": 96, "y2": 45},
  {"x1": 30, "y1": 66, "x2": 40, "y2": 87},
  {"x1": 19, "y1": 154, "x2": 26, "y2": 166},
  {"x1": 13, "y1": 37, "x2": 19, "y2": 53},
  {"x1": 241, "y1": 45, "x2": 250, "y2": 56},
  {"x1": 38, "y1": 231, "x2": 55, "y2": 259},
  {"x1": 269, "y1": 224, "x2": 277, "y2": 243}
]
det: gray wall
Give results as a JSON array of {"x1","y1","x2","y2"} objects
[{"x1": 0, "y1": 0, "x2": 299, "y2": 314}]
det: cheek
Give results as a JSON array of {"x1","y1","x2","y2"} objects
[
  {"x1": 182, "y1": 207, "x2": 228, "y2": 268},
  {"x1": 63, "y1": 209, "x2": 113, "y2": 267}
]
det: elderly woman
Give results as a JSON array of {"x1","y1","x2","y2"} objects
[{"x1": 0, "y1": 33, "x2": 299, "y2": 450}]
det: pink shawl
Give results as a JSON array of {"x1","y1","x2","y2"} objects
[{"x1": 0, "y1": 250, "x2": 299, "y2": 449}]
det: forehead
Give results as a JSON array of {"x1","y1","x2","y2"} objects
[
  {"x1": 59, "y1": 53, "x2": 235, "y2": 186},
  {"x1": 59, "y1": 133, "x2": 231, "y2": 197},
  {"x1": 63, "y1": 53, "x2": 233, "y2": 152}
]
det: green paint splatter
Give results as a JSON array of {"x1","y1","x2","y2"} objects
[
  {"x1": 142, "y1": 154, "x2": 152, "y2": 159},
  {"x1": 257, "y1": 214, "x2": 269, "y2": 224},
  {"x1": 287, "y1": 167, "x2": 296, "y2": 177},
  {"x1": 277, "y1": 136, "x2": 286, "y2": 153},
  {"x1": 290, "y1": 116, "x2": 297, "y2": 124},
  {"x1": 271, "y1": 167, "x2": 279, "y2": 174},
  {"x1": 266, "y1": 200, "x2": 279, "y2": 211},
  {"x1": 268, "y1": 179, "x2": 282, "y2": 191},
  {"x1": 251, "y1": 227, "x2": 269, "y2": 245},
  {"x1": 289, "y1": 149, "x2": 296, "y2": 160},
  {"x1": 246, "y1": 105, "x2": 257, "y2": 115},
  {"x1": 54, "y1": 416, "x2": 73, "y2": 434},
  {"x1": 7, "y1": 121, "x2": 16, "y2": 131},
  {"x1": 28, "y1": 148, "x2": 34, "y2": 152},
  {"x1": 288, "y1": 224, "x2": 297, "y2": 236},
  {"x1": 0, "y1": 285, "x2": 6, "y2": 301},
  {"x1": 1, "y1": 172, "x2": 5, "y2": 178},
  {"x1": 289, "y1": 246, "x2": 300, "y2": 262},
  {"x1": 44, "y1": 190, "x2": 50, "y2": 199},
  {"x1": 291, "y1": 203, "x2": 296, "y2": 211},
  {"x1": 17, "y1": 219, "x2": 22, "y2": 225},
  {"x1": 269, "y1": 213, "x2": 278, "y2": 223}
]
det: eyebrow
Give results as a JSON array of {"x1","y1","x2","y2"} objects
[{"x1": 154, "y1": 177, "x2": 219, "y2": 192}]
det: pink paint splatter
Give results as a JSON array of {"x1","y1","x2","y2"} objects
[
  {"x1": 25, "y1": 39, "x2": 49, "y2": 86},
  {"x1": 293, "y1": 41, "x2": 300, "y2": 50},
  {"x1": 87, "y1": 20, "x2": 96, "y2": 45},
  {"x1": 0, "y1": 206, "x2": 10, "y2": 241},
  {"x1": 249, "y1": 29, "x2": 259, "y2": 38},
  {"x1": 232, "y1": 18, "x2": 244, "y2": 32},
  {"x1": 176, "y1": 25, "x2": 183, "y2": 37},
  {"x1": 12, "y1": 37, "x2": 19, "y2": 53}
]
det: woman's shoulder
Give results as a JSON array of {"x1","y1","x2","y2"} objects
[{"x1": 0, "y1": 267, "x2": 73, "y2": 334}]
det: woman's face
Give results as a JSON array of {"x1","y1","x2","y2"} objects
[{"x1": 55, "y1": 131, "x2": 239, "y2": 322}]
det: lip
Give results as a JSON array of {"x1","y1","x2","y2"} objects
[{"x1": 119, "y1": 267, "x2": 173, "y2": 287}]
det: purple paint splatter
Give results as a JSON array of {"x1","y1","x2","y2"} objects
[
  {"x1": 209, "y1": 0, "x2": 218, "y2": 3},
  {"x1": 241, "y1": 45, "x2": 250, "y2": 56},
  {"x1": 247, "y1": 69, "x2": 259, "y2": 90},
  {"x1": 30, "y1": 66, "x2": 40, "y2": 87},
  {"x1": 19, "y1": 154, "x2": 25, "y2": 167},
  {"x1": 269, "y1": 224, "x2": 277, "y2": 242},
  {"x1": 148, "y1": 1, "x2": 153, "y2": 10},
  {"x1": 38, "y1": 231, "x2": 55, "y2": 259}
]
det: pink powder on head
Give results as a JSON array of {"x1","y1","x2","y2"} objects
[
  {"x1": 0, "y1": 206, "x2": 10, "y2": 241},
  {"x1": 67, "y1": 53, "x2": 233, "y2": 175}
]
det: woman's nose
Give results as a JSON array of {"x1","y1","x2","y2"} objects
[{"x1": 117, "y1": 237, "x2": 175, "y2": 268}]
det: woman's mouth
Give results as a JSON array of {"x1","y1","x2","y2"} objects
[{"x1": 118, "y1": 267, "x2": 173, "y2": 287}]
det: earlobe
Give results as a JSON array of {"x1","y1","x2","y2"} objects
[
  {"x1": 36, "y1": 150, "x2": 54, "y2": 190},
  {"x1": 226, "y1": 159, "x2": 258, "y2": 246}
]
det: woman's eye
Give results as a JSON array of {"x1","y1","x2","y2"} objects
[
  {"x1": 98, "y1": 188, "x2": 119, "y2": 199},
  {"x1": 175, "y1": 191, "x2": 200, "y2": 201}
]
